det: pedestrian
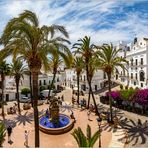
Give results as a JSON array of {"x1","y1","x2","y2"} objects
[
  {"x1": 70, "y1": 112, "x2": 76, "y2": 122},
  {"x1": 61, "y1": 95, "x2": 64, "y2": 101},
  {"x1": 7, "y1": 126, "x2": 12, "y2": 143},
  {"x1": 24, "y1": 130, "x2": 29, "y2": 147},
  {"x1": 87, "y1": 110, "x2": 91, "y2": 120}
]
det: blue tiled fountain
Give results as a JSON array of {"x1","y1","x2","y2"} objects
[{"x1": 39, "y1": 97, "x2": 74, "y2": 134}]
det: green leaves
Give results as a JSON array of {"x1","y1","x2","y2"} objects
[
  {"x1": 71, "y1": 125, "x2": 100, "y2": 148},
  {"x1": 0, "y1": 122, "x2": 6, "y2": 147}
]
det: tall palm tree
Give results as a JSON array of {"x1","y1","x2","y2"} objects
[
  {"x1": 0, "y1": 10, "x2": 69, "y2": 147},
  {"x1": 71, "y1": 124, "x2": 100, "y2": 148},
  {"x1": 73, "y1": 36, "x2": 99, "y2": 115},
  {"x1": 10, "y1": 59, "x2": 28, "y2": 114},
  {"x1": 48, "y1": 47, "x2": 72, "y2": 99},
  {"x1": 87, "y1": 56, "x2": 101, "y2": 109},
  {"x1": 73, "y1": 57, "x2": 84, "y2": 105},
  {"x1": 0, "y1": 61, "x2": 10, "y2": 118},
  {"x1": 96, "y1": 44, "x2": 127, "y2": 121}
]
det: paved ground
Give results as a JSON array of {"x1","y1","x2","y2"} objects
[
  {"x1": 0, "y1": 88, "x2": 112, "y2": 148},
  {"x1": 0, "y1": 87, "x2": 147, "y2": 148}
]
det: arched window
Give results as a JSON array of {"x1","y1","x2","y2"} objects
[{"x1": 139, "y1": 71, "x2": 145, "y2": 81}]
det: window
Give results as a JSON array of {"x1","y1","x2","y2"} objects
[
  {"x1": 135, "y1": 59, "x2": 138, "y2": 66},
  {"x1": 44, "y1": 80, "x2": 46, "y2": 85},
  {"x1": 95, "y1": 85, "x2": 97, "y2": 91},
  {"x1": 141, "y1": 58, "x2": 143, "y2": 65},
  {"x1": 39, "y1": 80, "x2": 42, "y2": 86},
  {"x1": 84, "y1": 76, "x2": 86, "y2": 81},
  {"x1": 139, "y1": 71, "x2": 145, "y2": 81},
  {"x1": 135, "y1": 73, "x2": 137, "y2": 80},
  {"x1": 49, "y1": 80, "x2": 50, "y2": 84},
  {"x1": 141, "y1": 83, "x2": 143, "y2": 88},
  {"x1": 57, "y1": 77, "x2": 59, "y2": 82},
  {"x1": 131, "y1": 73, "x2": 133, "y2": 79},
  {"x1": 140, "y1": 42, "x2": 142, "y2": 45},
  {"x1": 134, "y1": 82, "x2": 136, "y2": 85},
  {"x1": 131, "y1": 59, "x2": 133, "y2": 66}
]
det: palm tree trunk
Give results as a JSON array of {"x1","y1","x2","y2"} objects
[
  {"x1": 77, "y1": 73, "x2": 80, "y2": 105},
  {"x1": 87, "y1": 89, "x2": 91, "y2": 109},
  {"x1": 29, "y1": 71, "x2": 33, "y2": 107},
  {"x1": 32, "y1": 71, "x2": 40, "y2": 147},
  {"x1": 107, "y1": 73, "x2": 113, "y2": 122},
  {"x1": 16, "y1": 78, "x2": 21, "y2": 114},
  {"x1": 1, "y1": 75, "x2": 5, "y2": 118},
  {"x1": 48, "y1": 71, "x2": 56, "y2": 100},
  {"x1": 88, "y1": 80, "x2": 100, "y2": 117}
]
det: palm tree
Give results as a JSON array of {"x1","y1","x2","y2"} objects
[
  {"x1": 73, "y1": 36, "x2": 99, "y2": 115},
  {"x1": 87, "y1": 56, "x2": 101, "y2": 109},
  {"x1": 0, "y1": 61, "x2": 10, "y2": 118},
  {"x1": 73, "y1": 57, "x2": 84, "y2": 105},
  {"x1": 96, "y1": 44, "x2": 127, "y2": 122},
  {"x1": 71, "y1": 124, "x2": 100, "y2": 148},
  {"x1": 0, "y1": 122, "x2": 6, "y2": 147},
  {"x1": 0, "y1": 10, "x2": 69, "y2": 147},
  {"x1": 10, "y1": 59, "x2": 28, "y2": 114},
  {"x1": 48, "y1": 47, "x2": 72, "y2": 99}
]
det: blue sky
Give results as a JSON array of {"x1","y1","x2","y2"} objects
[{"x1": 0, "y1": 0, "x2": 148, "y2": 44}]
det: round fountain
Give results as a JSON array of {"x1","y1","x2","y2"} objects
[{"x1": 39, "y1": 97, "x2": 75, "y2": 134}]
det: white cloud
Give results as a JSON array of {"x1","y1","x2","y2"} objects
[{"x1": 0, "y1": 0, "x2": 147, "y2": 46}]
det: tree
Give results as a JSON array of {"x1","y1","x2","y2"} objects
[
  {"x1": 0, "y1": 122, "x2": 6, "y2": 147},
  {"x1": 48, "y1": 46, "x2": 72, "y2": 99},
  {"x1": 0, "y1": 10, "x2": 69, "y2": 147},
  {"x1": 73, "y1": 36, "x2": 99, "y2": 116},
  {"x1": 73, "y1": 57, "x2": 84, "y2": 105},
  {"x1": 96, "y1": 44, "x2": 127, "y2": 121},
  {"x1": 71, "y1": 124, "x2": 99, "y2": 148},
  {"x1": 10, "y1": 60, "x2": 28, "y2": 114},
  {"x1": 0, "y1": 61, "x2": 10, "y2": 118},
  {"x1": 21, "y1": 88, "x2": 31, "y2": 97}
]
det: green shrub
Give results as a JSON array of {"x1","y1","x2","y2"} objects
[
  {"x1": 0, "y1": 122, "x2": 6, "y2": 147},
  {"x1": 120, "y1": 88, "x2": 136, "y2": 101},
  {"x1": 125, "y1": 85, "x2": 128, "y2": 90},
  {"x1": 21, "y1": 88, "x2": 30, "y2": 96},
  {"x1": 120, "y1": 84, "x2": 123, "y2": 90},
  {"x1": 40, "y1": 86, "x2": 46, "y2": 91}
]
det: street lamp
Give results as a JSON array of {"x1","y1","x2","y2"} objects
[{"x1": 97, "y1": 117, "x2": 102, "y2": 148}]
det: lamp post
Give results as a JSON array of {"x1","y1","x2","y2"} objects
[{"x1": 97, "y1": 117, "x2": 102, "y2": 148}]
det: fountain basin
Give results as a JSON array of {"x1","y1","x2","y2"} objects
[{"x1": 39, "y1": 114, "x2": 75, "y2": 134}]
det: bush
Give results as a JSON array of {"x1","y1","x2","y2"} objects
[
  {"x1": 125, "y1": 85, "x2": 128, "y2": 90},
  {"x1": 40, "y1": 86, "x2": 46, "y2": 91},
  {"x1": 0, "y1": 122, "x2": 6, "y2": 147},
  {"x1": 120, "y1": 88, "x2": 136, "y2": 101},
  {"x1": 106, "y1": 91, "x2": 120, "y2": 100},
  {"x1": 21, "y1": 88, "x2": 30, "y2": 97},
  {"x1": 120, "y1": 84, "x2": 123, "y2": 90},
  {"x1": 133, "y1": 89, "x2": 148, "y2": 105}
]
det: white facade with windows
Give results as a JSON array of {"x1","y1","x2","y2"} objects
[
  {"x1": 116, "y1": 37, "x2": 148, "y2": 89},
  {"x1": 64, "y1": 68, "x2": 105, "y2": 92}
]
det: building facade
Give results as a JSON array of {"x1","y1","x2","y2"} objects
[{"x1": 116, "y1": 37, "x2": 148, "y2": 89}]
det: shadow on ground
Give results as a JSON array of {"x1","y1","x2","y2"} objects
[{"x1": 101, "y1": 110, "x2": 148, "y2": 146}]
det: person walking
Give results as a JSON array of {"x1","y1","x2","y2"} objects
[
  {"x1": 7, "y1": 126, "x2": 12, "y2": 143},
  {"x1": 24, "y1": 130, "x2": 29, "y2": 147},
  {"x1": 87, "y1": 110, "x2": 91, "y2": 120}
]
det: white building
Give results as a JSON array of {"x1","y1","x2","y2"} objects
[
  {"x1": 116, "y1": 37, "x2": 148, "y2": 89},
  {"x1": 64, "y1": 68, "x2": 106, "y2": 92}
]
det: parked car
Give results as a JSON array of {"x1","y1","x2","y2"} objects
[{"x1": 20, "y1": 97, "x2": 31, "y2": 103}]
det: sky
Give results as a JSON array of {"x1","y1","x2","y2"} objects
[{"x1": 0, "y1": 0, "x2": 148, "y2": 46}]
